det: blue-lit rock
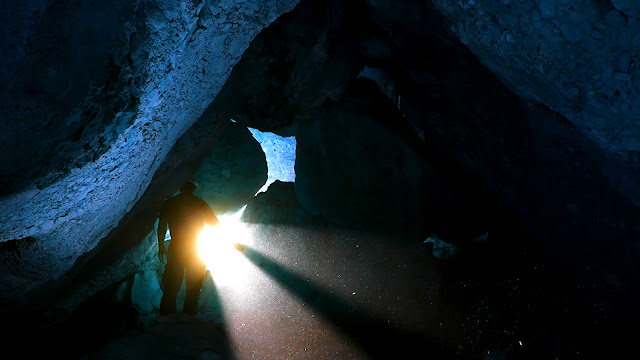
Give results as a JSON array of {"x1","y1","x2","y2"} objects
[
  {"x1": 611, "y1": 0, "x2": 640, "y2": 18},
  {"x1": 195, "y1": 122, "x2": 268, "y2": 216},
  {"x1": 7, "y1": 0, "x2": 352, "y2": 322},
  {"x1": 129, "y1": 269, "x2": 162, "y2": 314}
]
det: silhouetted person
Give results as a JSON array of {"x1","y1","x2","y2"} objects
[{"x1": 157, "y1": 178, "x2": 219, "y2": 315}]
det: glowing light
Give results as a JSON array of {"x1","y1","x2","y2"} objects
[{"x1": 197, "y1": 206, "x2": 253, "y2": 287}]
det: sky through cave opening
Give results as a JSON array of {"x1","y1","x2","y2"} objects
[{"x1": 248, "y1": 126, "x2": 297, "y2": 194}]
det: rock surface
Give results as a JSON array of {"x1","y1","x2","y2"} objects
[{"x1": 194, "y1": 121, "x2": 268, "y2": 217}]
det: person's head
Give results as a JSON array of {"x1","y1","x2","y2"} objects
[{"x1": 180, "y1": 178, "x2": 198, "y2": 194}]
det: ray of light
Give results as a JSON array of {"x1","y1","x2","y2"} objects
[{"x1": 197, "y1": 206, "x2": 254, "y2": 287}]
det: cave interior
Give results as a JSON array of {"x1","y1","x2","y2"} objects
[{"x1": 1, "y1": 0, "x2": 640, "y2": 359}]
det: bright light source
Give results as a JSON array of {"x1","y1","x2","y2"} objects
[{"x1": 197, "y1": 206, "x2": 253, "y2": 287}]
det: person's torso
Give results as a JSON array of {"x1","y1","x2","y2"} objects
[{"x1": 163, "y1": 194, "x2": 209, "y2": 248}]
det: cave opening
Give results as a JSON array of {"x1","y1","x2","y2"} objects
[
  {"x1": 247, "y1": 126, "x2": 297, "y2": 194},
  {"x1": 195, "y1": 124, "x2": 297, "y2": 287}
]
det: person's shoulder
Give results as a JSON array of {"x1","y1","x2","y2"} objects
[
  {"x1": 158, "y1": 196, "x2": 174, "y2": 217},
  {"x1": 194, "y1": 196, "x2": 211, "y2": 206}
]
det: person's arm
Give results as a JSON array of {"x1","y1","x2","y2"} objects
[{"x1": 157, "y1": 209, "x2": 168, "y2": 262}]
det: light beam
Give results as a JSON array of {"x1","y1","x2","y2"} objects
[{"x1": 197, "y1": 206, "x2": 253, "y2": 287}]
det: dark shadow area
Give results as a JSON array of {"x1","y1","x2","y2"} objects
[
  {"x1": 2, "y1": 275, "x2": 142, "y2": 359},
  {"x1": 2, "y1": 270, "x2": 233, "y2": 360},
  {"x1": 376, "y1": 0, "x2": 640, "y2": 321},
  {"x1": 241, "y1": 244, "x2": 458, "y2": 359},
  {"x1": 433, "y1": 191, "x2": 640, "y2": 359},
  {"x1": 436, "y1": 200, "x2": 579, "y2": 358},
  {"x1": 197, "y1": 270, "x2": 234, "y2": 359}
]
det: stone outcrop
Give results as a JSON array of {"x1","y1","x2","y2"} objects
[{"x1": 194, "y1": 121, "x2": 268, "y2": 217}]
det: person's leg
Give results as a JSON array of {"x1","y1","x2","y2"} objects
[
  {"x1": 160, "y1": 253, "x2": 185, "y2": 315},
  {"x1": 184, "y1": 256, "x2": 207, "y2": 316}
]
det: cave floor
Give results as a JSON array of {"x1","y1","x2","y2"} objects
[{"x1": 69, "y1": 222, "x2": 621, "y2": 360}]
